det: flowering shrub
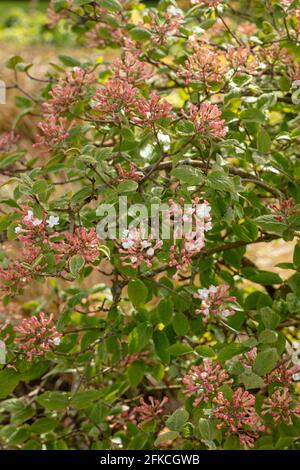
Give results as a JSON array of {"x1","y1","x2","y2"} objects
[{"x1": 0, "y1": 0, "x2": 300, "y2": 451}]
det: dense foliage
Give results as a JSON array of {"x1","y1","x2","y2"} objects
[{"x1": 0, "y1": 0, "x2": 300, "y2": 450}]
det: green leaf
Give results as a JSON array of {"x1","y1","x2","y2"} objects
[
  {"x1": 207, "y1": 170, "x2": 234, "y2": 192},
  {"x1": 129, "y1": 27, "x2": 152, "y2": 42},
  {"x1": 153, "y1": 330, "x2": 170, "y2": 363},
  {"x1": 128, "y1": 322, "x2": 152, "y2": 354},
  {"x1": 0, "y1": 369, "x2": 20, "y2": 399},
  {"x1": 199, "y1": 418, "x2": 218, "y2": 440},
  {"x1": 239, "y1": 372, "x2": 265, "y2": 390},
  {"x1": 36, "y1": 392, "x2": 70, "y2": 410},
  {"x1": 154, "y1": 431, "x2": 179, "y2": 447},
  {"x1": 157, "y1": 299, "x2": 173, "y2": 325},
  {"x1": 127, "y1": 360, "x2": 146, "y2": 387},
  {"x1": 258, "y1": 329, "x2": 278, "y2": 344},
  {"x1": 69, "y1": 254, "x2": 85, "y2": 277},
  {"x1": 117, "y1": 180, "x2": 138, "y2": 193},
  {"x1": 293, "y1": 242, "x2": 300, "y2": 268},
  {"x1": 6, "y1": 56, "x2": 24, "y2": 70},
  {"x1": 70, "y1": 390, "x2": 102, "y2": 409},
  {"x1": 58, "y1": 55, "x2": 81, "y2": 67},
  {"x1": 166, "y1": 408, "x2": 189, "y2": 432},
  {"x1": 97, "y1": 0, "x2": 122, "y2": 12},
  {"x1": 171, "y1": 166, "x2": 204, "y2": 185},
  {"x1": 240, "y1": 108, "x2": 265, "y2": 123},
  {"x1": 256, "y1": 215, "x2": 286, "y2": 236},
  {"x1": 128, "y1": 279, "x2": 148, "y2": 306},
  {"x1": 31, "y1": 417, "x2": 58, "y2": 434},
  {"x1": 172, "y1": 312, "x2": 189, "y2": 336},
  {"x1": 253, "y1": 348, "x2": 279, "y2": 376},
  {"x1": 168, "y1": 343, "x2": 192, "y2": 356},
  {"x1": 232, "y1": 219, "x2": 258, "y2": 242},
  {"x1": 218, "y1": 343, "x2": 247, "y2": 362},
  {"x1": 257, "y1": 127, "x2": 271, "y2": 153},
  {"x1": 195, "y1": 345, "x2": 216, "y2": 358}
]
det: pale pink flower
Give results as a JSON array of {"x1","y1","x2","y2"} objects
[
  {"x1": 53, "y1": 227, "x2": 99, "y2": 264},
  {"x1": 262, "y1": 387, "x2": 300, "y2": 425},
  {"x1": 42, "y1": 67, "x2": 95, "y2": 117},
  {"x1": 194, "y1": 284, "x2": 236, "y2": 322},
  {"x1": 132, "y1": 92, "x2": 174, "y2": 128},
  {"x1": 119, "y1": 228, "x2": 163, "y2": 268},
  {"x1": 186, "y1": 102, "x2": 228, "y2": 141},
  {"x1": 115, "y1": 162, "x2": 143, "y2": 182},
  {"x1": 178, "y1": 44, "x2": 226, "y2": 85},
  {"x1": 110, "y1": 52, "x2": 152, "y2": 86},
  {"x1": 0, "y1": 131, "x2": 19, "y2": 154},
  {"x1": 227, "y1": 46, "x2": 259, "y2": 74},
  {"x1": 183, "y1": 359, "x2": 232, "y2": 405},
  {"x1": 212, "y1": 388, "x2": 265, "y2": 448},
  {"x1": 147, "y1": 10, "x2": 182, "y2": 46},
  {"x1": 132, "y1": 396, "x2": 169, "y2": 424},
  {"x1": 91, "y1": 78, "x2": 138, "y2": 123},
  {"x1": 191, "y1": 0, "x2": 222, "y2": 6},
  {"x1": 34, "y1": 116, "x2": 76, "y2": 150},
  {"x1": 14, "y1": 312, "x2": 61, "y2": 361}
]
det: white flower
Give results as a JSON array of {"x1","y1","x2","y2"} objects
[
  {"x1": 130, "y1": 256, "x2": 138, "y2": 264},
  {"x1": 140, "y1": 144, "x2": 154, "y2": 160},
  {"x1": 197, "y1": 203, "x2": 211, "y2": 219},
  {"x1": 197, "y1": 288, "x2": 209, "y2": 299},
  {"x1": 141, "y1": 240, "x2": 151, "y2": 249},
  {"x1": 209, "y1": 285, "x2": 218, "y2": 294},
  {"x1": 32, "y1": 218, "x2": 43, "y2": 227},
  {"x1": 24, "y1": 210, "x2": 33, "y2": 222},
  {"x1": 15, "y1": 226, "x2": 23, "y2": 234},
  {"x1": 205, "y1": 221, "x2": 212, "y2": 231},
  {"x1": 46, "y1": 215, "x2": 60, "y2": 228},
  {"x1": 146, "y1": 247, "x2": 155, "y2": 257},
  {"x1": 52, "y1": 337, "x2": 61, "y2": 346},
  {"x1": 167, "y1": 5, "x2": 183, "y2": 17},
  {"x1": 157, "y1": 132, "x2": 171, "y2": 151},
  {"x1": 122, "y1": 239, "x2": 134, "y2": 249},
  {"x1": 222, "y1": 309, "x2": 231, "y2": 318}
]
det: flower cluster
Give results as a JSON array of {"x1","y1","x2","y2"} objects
[
  {"x1": 183, "y1": 359, "x2": 232, "y2": 405},
  {"x1": 269, "y1": 198, "x2": 299, "y2": 222},
  {"x1": 262, "y1": 388, "x2": 300, "y2": 425},
  {"x1": 211, "y1": 388, "x2": 265, "y2": 448},
  {"x1": 131, "y1": 396, "x2": 169, "y2": 424},
  {"x1": 132, "y1": 92, "x2": 174, "y2": 129},
  {"x1": 13, "y1": 312, "x2": 61, "y2": 361},
  {"x1": 194, "y1": 284, "x2": 236, "y2": 322},
  {"x1": 53, "y1": 227, "x2": 99, "y2": 264},
  {"x1": 119, "y1": 228, "x2": 163, "y2": 268},
  {"x1": 0, "y1": 131, "x2": 19, "y2": 154},
  {"x1": 34, "y1": 116, "x2": 76, "y2": 150},
  {"x1": 191, "y1": 0, "x2": 222, "y2": 6},
  {"x1": 147, "y1": 10, "x2": 182, "y2": 46},
  {"x1": 115, "y1": 162, "x2": 143, "y2": 182},
  {"x1": 42, "y1": 67, "x2": 95, "y2": 117},
  {"x1": 110, "y1": 52, "x2": 152, "y2": 86},
  {"x1": 227, "y1": 46, "x2": 259, "y2": 74},
  {"x1": 179, "y1": 44, "x2": 225, "y2": 85},
  {"x1": 187, "y1": 102, "x2": 228, "y2": 141},
  {"x1": 168, "y1": 198, "x2": 212, "y2": 277}
]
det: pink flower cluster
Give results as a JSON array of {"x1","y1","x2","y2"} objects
[
  {"x1": 0, "y1": 209, "x2": 100, "y2": 296},
  {"x1": 262, "y1": 387, "x2": 300, "y2": 425},
  {"x1": 42, "y1": 67, "x2": 95, "y2": 117},
  {"x1": 0, "y1": 131, "x2": 19, "y2": 154},
  {"x1": 131, "y1": 92, "x2": 174, "y2": 129},
  {"x1": 53, "y1": 227, "x2": 99, "y2": 264},
  {"x1": 147, "y1": 10, "x2": 182, "y2": 46},
  {"x1": 227, "y1": 46, "x2": 259, "y2": 74},
  {"x1": 269, "y1": 198, "x2": 299, "y2": 222},
  {"x1": 34, "y1": 116, "x2": 75, "y2": 151},
  {"x1": 115, "y1": 162, "x2": 143, "y2": 182},
  {"x1": 14, "y1": 312, "x2": 61, "y2": 361},
  {"x1": 111, "y1": 52, "x2": 152, "y2": 86},
  {"x1": 187, "y1": 102, "x2": 228, "y2": 141},
  {"x1": 91, "y1": 78, "x2": 138, "y2": 123},
  {"x1": 131, "y1": 396, "x2": 169, "y2": 424},
  {"x1": 119, "y1": 228, "x2": 163, "y2": 268},
  {"x1": 168, "y1": 198, "x2": 212, "y2": 277},
  {"x1": 182, "y1": 359, "x2": 232, "y2": 405},
  {"x1": 194, "y1": 284, "x2": 236, "y2": 322},
  {"x1": 212, "y1": 388, "x2": 265, "y2": 448},
  {"x1": 179, "y1": 44, "x2": 225, "y2": 85}
]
